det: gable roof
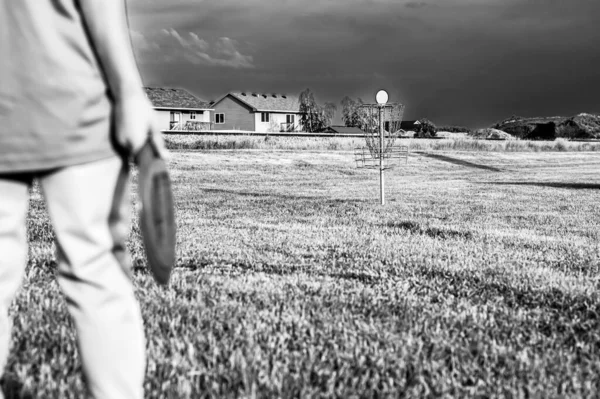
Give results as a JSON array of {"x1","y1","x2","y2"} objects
[
  {"x1": 213, "y1": 92, "x2": 301, "y2": 113},
  {"x1": 324, "y1": 125, "x2": 364, "y2": 134},
  {"x1": 144, "y1": 87, "x2": 213, "y2": 110}
]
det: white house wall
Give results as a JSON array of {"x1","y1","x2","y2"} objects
[
  {"x1": 154, "y1": 109, "x2": 211, "y2": 131},
  {"x1": 154, "y1": 110, "x2": 172, "y2": 132},
  {"x1": 254, "y1": 112, "x2": 301, "y2": 132}
]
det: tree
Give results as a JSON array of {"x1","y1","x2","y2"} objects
[
  {"x1": 323, "y1": 102, "x2": 337, "y2": 127},
  {"x1": 414, "y1": 118, "x2": 437, "y2": 138},
  {"x1": 341, "y1": 96, "x2": 363, "y2": 127},
  {"x1": 299, "y1": 88, "x2": 332, "y2": 133},
  {"x1": 299, "y1": 88, "x2": 319, "y2": 132}
]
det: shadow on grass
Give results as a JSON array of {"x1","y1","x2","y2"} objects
[
  {"x1": 416, "y1": 152, "x2": 504, "y2": 172},
  {"x1": 179, "y1": 258, "x2": 311, "y2": 276},
  {"x1": 181, "y1": 256, "x2": 599, "y2": 317},
  {"x1": 488, "y1": 182, "x2": 600, "y2": 190},
  {"x1": 201, "y1": 188, "x2": 368, "y2": 203},
  {"x1": 178, "y1": 257, "x2": 600, "y2": 348},
  {"x1": 325, "y1": 266, "x2": 600, "y2": 341},
  {"x1": 385, "y1": 220, "x2": 473, "y2": 240}
]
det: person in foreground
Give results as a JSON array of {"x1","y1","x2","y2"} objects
[{"x1": 0, "y1": 0, "x2": 165, "y2": 398}]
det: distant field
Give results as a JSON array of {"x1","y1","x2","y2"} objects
[
  {"x1": 165, "y1": 134, "x2": 600, "y2": 152},
  {"x1": 5, "y1": 150, "x2": 600, "y2": 397}
]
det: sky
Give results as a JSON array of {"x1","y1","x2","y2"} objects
[{"x1": 127, "y1": 0, "x2": 600, "y2": 128}]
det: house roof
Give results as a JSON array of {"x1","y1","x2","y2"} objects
[
  {"x1": 213, "y1": 92, "x2": 301, "y2": 113},
  {"x1": 400, "y1": 120, "x2": 421, "y2": 129},
  {"x1": 144, "y1": 87, "x2": 213, "y2": 110},
  {"x1": 325, "y1": 125, "x2": 364, "y2": 134}
]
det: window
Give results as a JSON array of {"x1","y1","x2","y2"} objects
[
  {"x1": 215, "y1": 113, "x2": 225, "y2": 124},
  {"x1": 170, "y1": 112, "x2": 181, "y2": 122},
  {"x1": 190, "y1": 111, "x2": 196, "y2": 120},
  {"x1": 261, "y1": 112, "x2": 270, "y2": 123},
  {"x1": 286, "y1": 114, "x2": 295, "y2": 124}
]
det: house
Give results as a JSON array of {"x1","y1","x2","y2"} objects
[
  {"x1": 144, "y1": 87, "x2": 214, "y2": 131},
  {"x1": 400, "y1": 120, "x2": 421, "y2": 131},
  {"x1": 210, "y1": 92, "x2": 302, "y2": 132},
  {"x1": 321, "y1": 125, "x2": 364, "y2": 134}
]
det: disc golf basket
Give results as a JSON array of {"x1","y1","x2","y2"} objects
[
  {"x1": 354, "y1": 144, "x2": 408, "y2": 169},
  {"x1": 354, "y1": 94, "x2": 407, "y2": 205}
]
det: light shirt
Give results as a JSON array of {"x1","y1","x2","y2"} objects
[{"x1": 0, "y1": 0, "x2": 115, "y2": 173}]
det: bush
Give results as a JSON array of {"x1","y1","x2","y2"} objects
[
  {"x1": 470, "y1": 128, "x2": 515, "y2": 140},
  {"x1": 554, "y1": 138, "x2": 568, "y2": 151},
  {"x1": 556, "y1": 123, "x2": 586, "y2": 139},
  {"x1": 414, "y1": 119, "x2": 438, "y2": 138}
]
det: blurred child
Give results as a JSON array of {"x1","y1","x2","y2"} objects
[{"x1": 0, "y1": 1, "x2": 164, "y2": 397}]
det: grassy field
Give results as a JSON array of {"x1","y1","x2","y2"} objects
[{"x1": 4, "y1": 149, "x2": 600, "y2": 397}]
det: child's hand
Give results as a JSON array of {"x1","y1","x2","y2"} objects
[{"x1": 113, "y1": 92, "x2": 169, "y2": 160}]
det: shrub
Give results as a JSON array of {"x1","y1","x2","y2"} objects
[
  {"x1": 556, "y1": 119, "x2": 599, "y2": 139},
  {"x1": 414, "y1": 119, "x2": 438, "y2": 138},
  {"x1": 554, "y1": 138, "x2": 568, "y2": 151},
  {"x1": 556, "y1": 123, "x2": 585, "y2": 139},
  {"x1": 471, "y1": 128, "x2": 514, "y2": 140}
]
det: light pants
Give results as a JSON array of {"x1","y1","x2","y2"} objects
[{"x1": 0, "y1": 156, "x2": 145, "y2": 399}]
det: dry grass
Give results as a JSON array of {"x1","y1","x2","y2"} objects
[
  {"x1": 4, "y1": 150, "x2": 600, "y2": 397},
  {"x1": 164, "y1": 134, "x2": 600, "y2": 152}
]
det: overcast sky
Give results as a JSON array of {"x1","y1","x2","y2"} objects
[{"x1": 128, "y1": 0, "x2": 600, "y2": 127}]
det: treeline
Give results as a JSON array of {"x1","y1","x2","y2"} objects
[
  {"x1": 299, "y1": 88, "x2": 600, "y2": 140},
  {"x1": 298, "y1": 89, "x2": 444, "y2": 137},
  {"x1": 492, "y1": 113, "x2": 600, "y2": 140},
  {"x1": 299, "y1": 89, "x2": 476, "y2": 136},
  {"x1": 297, "y1": 89, "x2": 363, "y2": 133},
  {"x1": 298, "y1": 90, "x2": 372, "y2": 133}
]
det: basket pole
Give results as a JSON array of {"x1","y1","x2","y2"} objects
[{"x1": 379, "y1": 105, "x2": 385, "y2": 205}]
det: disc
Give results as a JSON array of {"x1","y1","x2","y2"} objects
[{"x1": 136, "y1": 140, "x2": 177, "y2": 285}]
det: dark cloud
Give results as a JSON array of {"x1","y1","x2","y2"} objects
[{"x1": 127, "y1": 0, "x2": 600, "y2": 127}]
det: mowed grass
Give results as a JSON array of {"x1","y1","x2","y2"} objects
[{"x1": 4, "y1": 149, "x2": 600, "y2": 397}]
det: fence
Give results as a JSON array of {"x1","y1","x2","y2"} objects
[
  {"x1": 162, "y1": 130, "x2": 365, "y2": 138},
  {"x1": 169, "y1": 121, "x2": 213, "y2": 131},
  {"x1": 280, "y1": 122, "x2": 296, "y2": 133}
]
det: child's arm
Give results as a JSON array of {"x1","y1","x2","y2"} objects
[{"x1": 78, "y1": 0, "x2": 165, "y2": 157}]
